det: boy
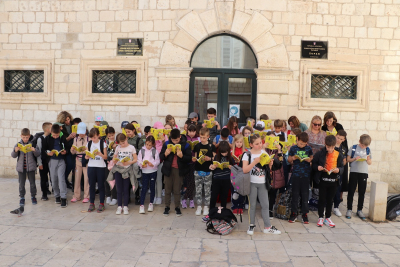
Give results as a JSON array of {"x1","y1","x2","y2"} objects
[
  {"x1": 213, "y1": 128, "x2": 233, "y2": 149},
  {"x1": 273, "y1": 119, "x2": 287, "y2": 142},
  {"x1": 333, "y1": 130, "x2": 348, "y2": 217},
  {"x1": 202, "y1": 108, "x2": 220, "y2": 143},
  {"x1": 240, "y1": 116, "x2": 255, "y2": 132},
  {"x1": 254, "y1": 121, "x2": 265, "y2": 132},
  {"x1": 193, "y1": 128, "x2": 216, "y2": 216},
  {"x1": 36, "y1": 122, "x2": 52, "y2": 201},
  {"x1": 11, "y1": 128, "x2": 41, "y2": 206},
  {"x1": 188, "y1": 112, "x2": 202, "y2": 126},
  {"x1": 160, "y1": 129, "x2": 192, "y2": 216},
  {"x1": 121, "y1": 121, "x2": 129, "y2": 131},
  {"x1": 95, "y1": 115, "x2": 103, "y2": 126},
  {"x1": 346, "y1": 134, "x2": 372, "y2": 220},
  {"x1": 42, "y1": 124, "x2": 68, "y2": 208},
  {"x1": 144, "y1": 126, "x2": 151, "y2": 137},
  {"x1": 312, "y1": 135, "x2": 344, "y2": 228},
  {"x1": 288, "y1": 132, "x2": 313, "y2": 223}
]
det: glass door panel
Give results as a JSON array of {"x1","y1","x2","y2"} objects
[
  {"x1": 227, "y1": 77, "x2": 252, "y2": 125},
  {"x1": 192, "y1": 76, "x2": 219, "y2": 123}
]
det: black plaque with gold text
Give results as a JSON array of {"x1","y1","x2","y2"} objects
[
  {"x1": 301, "y1": 41, "x2": 328, "y2": 59},
  {"x1": 117, "y1": 38, "x2": 143, "y2": 56}
]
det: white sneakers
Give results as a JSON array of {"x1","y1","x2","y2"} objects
[
  {"x1": 324, "y1": 218, "x2": 335, "y2": 228},
  {"x1": 139, "y1": 205, "x2": 145, "y2": 214},
  {"x1": 123, "y1": 206, "x2": 129, "y2": 215},
  {"x1": 264, "y1": 226, "x2": 281, "y2": 235},
  {"x1": 154, "y1": 198, "x2": 162, "y2": 205},
  {"x1": 247, "y1": 225, "x2": 255, "y2": 235},
  {"x1": 317, "y1": 218, "x2": 324, "y2": 227},
  {"x1": 203, "y1": 206, "x2": 209, "y2": 216},
  {"x1": 106, "y1": 197, "x2": 111, "y2": 204},
  {"x1": 109, "y1": 199, "x2": 117, "y2": 206},
  {"x1": 195, "y1": 206, "x2": 202, "y2": 216},
  {"x1": 333, "y1": 208, "x2": 342, "y2": 217},
  {"x1": 116, "y1": 206, "x2": 122, "y2": 215},
  {"x1": 148, "y1": 203, "x2": 154, "y2": 212}
]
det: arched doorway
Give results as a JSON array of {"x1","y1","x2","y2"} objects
[{"x1": 189, "y1": 34, "x2": 258, "y2": 127}]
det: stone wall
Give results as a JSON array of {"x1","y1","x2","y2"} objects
[{"x1": 0, "y1": 0, "x2": 399, "y2": 192}]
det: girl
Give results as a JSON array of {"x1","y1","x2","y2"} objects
[
  {"x1": 166, "y1": 114, "x2": 179, "y2": 129},
  {"x1": 231, "y1": 134, "x2": 245, "y2": 164},
  {"x1": 85, "y1": 128, "x2": 108, "y2": 213},
  {"x1": 105, "y1": 127, "x2": 118, "y2": 206},
  {"x1": 113, "y1": 133, "x2": 138, "y2": 215},
  {"x1": 153, "y1": 122, "x2": 165, "y2": 205},
  {"x1": 282, "y1": 120, "x2": 290, "y2": 135},
  {"x1": 137, "y1": 136, "x2": 160, "y2": 214},
  {"x1": 242, "y1": 126, "x2": 252, "y2": 151},
  {"x1": 70, "y1": 122, "x2": 89, "y2": 203},
  {"x1": 164, "y1": 123, "x2": 172, "y2": 141},
  {"x1": 231, "y1": 134, "x2": 247, "y2": 214},
  {"x1": 242, "y1": 134, "x2": 281, "y2": 235},
  {"x1": 225, "y1": 116, "x2": 240, "y2": 137},
  {"x1": 182, "y1": 124, "x2": 199, "y2": 209}
]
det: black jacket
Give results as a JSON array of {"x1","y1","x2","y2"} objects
[
  {"x1": 322, "y1": 122, "x2": 348, "y2": 149},
  {"x1": 312, "y1": 147, "x2": 344, "y2": 184},
  {"x1": 160, "y1": 135, "x2": 192, "y2": 177},
  {"x1": 42, "y1": 134, "x2": 67, "y2": 163}
]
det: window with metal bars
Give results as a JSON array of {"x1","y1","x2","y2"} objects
[
  {"x1": 311, "y1": 74, "x2": 357, "y2": 100},
  {"x1": 92, "y1": 70, "x2": 136, "y2": 93},
  {"x1": 4, "y1": 70, "x2": 44, "y2": 92}
]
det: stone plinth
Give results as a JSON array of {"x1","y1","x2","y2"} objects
[{"x1": 368, "y1": 181, "x2": 388, "y2": 222}]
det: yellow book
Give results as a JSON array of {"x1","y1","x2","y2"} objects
[
  {"x1": 197, "y1": 154, "x2": 206, "y2": 165},
  {"x1": 260, "y1": 153, "x2": 272, "y2": 166},
  {"x1": 72, "y1": 145, "x2": 86, "y2": 153},
  {"x1": 113, "y1": 156, "x2": 131, "y2": 163},
  {"x1": 325, "y1": 168, "x2": 336, "y2": 175},
  {"x1": 279, "y1": 141, "x2": 291, "y2": 154},
  {"x1": 213, "y1": 161, "x2": 230, "y2": 170},
  {"x1": 167, "y1": 144, "x2": 181, "y2": 154},
  {"x1": 18, "y1": 143, "x2": 32, "y2": 153},
  {"x1": 94, "y1": 125, "x2": 107, "y2": 137},
  {"x1": 188, "y1": 140, "x2": 199, "y2": 150},
  {"x1": 326, "y1": 128, "x2": 338, "y2": 136},
  {"x1": 204, "y1": 118, "x2": 215, "y2": 129},
  {"x1": 48, "y1": 149, "x2": 65, "y2": 157},
  {"x1": 295, "y1": 154, "x2": 310, "y2": 162},
  {"x1": 254, "y1": 130, "x2": 267, "y2": 139},
  {"x1": 151, "y1": 128, "x2": 164, "y2": 141},
  {"x1": 142, "y1": 160, "x2": 149, "y2": 166},
  {"x1": 108, "y1": 141, "x2": 115, "y2": 150},
  {"x1": 232, "y1": 153, "x2": 242, "y2": 162},
  {"x1": 163, "y1": 129, "x2": 172, "y2": 136},
  {"x1": 244, "y1": 137, "x2": 250, "y2": 149},
  {"x1": 122, "y1": 128, "x2": 127, "y2": 136},
  {"x1": 265, "y1": 136, "x2": 280, "y2": 150},
  {"x1": 288, "y1": 135, "x2": 297, "y2": 145},
  {"x1": 262, "y1": 120, "x2": 273, "y2": 130},
  {"x1": 72, "y1": 125, "x2": 78, "y2": 133},
  {"x1": 247, "y1": 120, "x2": 252, "y2": 127},
  {"x1": 85, "y1": 149, "x2": 99, "y2": 159},
  {"x1": 181, "y1": 130, "x2": 187, "y2": 135},
  {"x1": 133, "y1": 123, "x2": 140, "y2": 130},
  {"x1": 356, "y1": 158, "x2": 367, "y2": 162}
]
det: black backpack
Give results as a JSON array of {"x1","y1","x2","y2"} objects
[
  {"x1": 386, "y1": 194, "x2": 400, "y2": 221},
  {"x1": 206, "y1": 207, "x2": 238, "y2": 235}
]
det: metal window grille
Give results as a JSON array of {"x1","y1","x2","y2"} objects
[
  {"x1": 92, "y1": 70, "x2": 136, "y2": 93},
  {"x1": 311, "y1": 74, "x2": 357, "y2": 99},
  {"x1": 4, "y1": 70, "x2": 44, "y2": 92}
]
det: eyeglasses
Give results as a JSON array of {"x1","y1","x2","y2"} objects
[{"x1": 313, "y1": 123, "x2": 321, "y2": 127}]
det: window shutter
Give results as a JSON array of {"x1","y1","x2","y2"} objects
[
  {"x1": 221, "y1": 36, "x2": 232, "y2": 68},
  {"x1": 232, "y1": 38, "x2": 243, "y2": 69}
]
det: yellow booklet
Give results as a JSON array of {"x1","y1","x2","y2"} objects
[
  {"x1": 151, "y1": 128, "x2": 164, "y2": 141},
  {"x1": 279, "y1": 141, "x2": 291, "y2": 154},
  {"x1": 326, "y1": 128, "x2": 338, "y2": 136},
  {"x1": 167, "y1": 144, "x2": 181, "y2": 154},
  {"x1": 262, "y1": 120, "x2": 273, "y2": 130},
  {"x1": 325, "y1": 168, "x2": 336, "y2": 175},
  {"x1": 197, "y1": 154, "x2": 206, "y2": 164},
  {"x1": 265, "y1": 136, "x2": 280, "y2": 150},
  {"x1": 295, "y1": 154, "x2": 310, "y2": 162},
  {"x1": 213, "y1": 161, "x2": 230, "y2": 170},
  {"x1": 288, "y1": 135, "x2": 297, "y2": 145},
  {"x1": 232, "y1": 153, "x2": 242, "y2": 162},
  {"x1": 94, "y1": 125, "x2": 107, "y2": 137},
  {"x1": 72, "y1": 145, "x2": 86, "y2": 153},
  {"x1": 260, "y1": 153, "x2": 272, "y2": 166},
  {"x1": 244, "y1": 137, "x2": 250, "y2": 149},
  {"x1": 72, "y1": 125, "x2": 78, "y2": 133},
  {"x1": 188, "y1": 140, "x2": 199, "y2": 150},
  {"x1": 356, "y1": 158, "x2": 367, "y2": 162},
  {"x1": 122, "y1": 128, "x2": 127, "y2": 136},
  {"x1": 181, "y1": 130, "x2": 187, "y2": 135},
  {"x1": 47, "y1": 149, "x2": 65, "y2": 157},
  {"x1": 204, "y1": 118, "x2": 215, "y2": 129},
  {"x1": 18, "y1": 143, "x2": 32, "y2": 153},
  {"x1": 85, "y1": 149, "x2": 99, "y2": 159},
  {"x1": 108, "y1": 141, "x2": 115, "y2": 150},
  {"x1": 163, "y1": 129, "x2": 172, "y2": 136},
  {"x1": 113, "y1": 156, "x2": 131, "y2": 163},
  {"x1": 254, "y1": 130, "x2": 267, "y2": 139},
  {"x1": 142, "y1": 160, "x2": 149, "y2": 166},
  {"x1": 133, "y1": 123, "x2": 140, "y2": 130},
  {"x1": 247, "y1": 120, "x2": 252, "y2": 127}
]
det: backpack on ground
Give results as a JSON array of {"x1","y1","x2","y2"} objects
[
  {"x1": 274, "y1": 188, "x2": 301, "y2": 220},
  {"x1": 386, "y1": 194, "x2": 400, "y2": 221},
  {"x1": 206, "y1": 207, "x2": 237, "y2": 235}
]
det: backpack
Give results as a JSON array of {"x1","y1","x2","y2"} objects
[
  {"x1": 350, "y1": 144, "x2": 370, "y2": 158},
  {"x1": 230, "y1": 152, "x2": 251, "y2": 196},
  {"x1": 140, "y1": 147, "x2": 156, "y2": 161},
  {"x1": 215, "y1": 135, "x2": 233, "y2": 144},
  {"x1": 386, "y1": 194, "x2": 400, "y2": 221},
  {"x1": 206, "y1": 207, "x2": 237, "y2": 236},
  {"x1": 87, "y1": 140, "x2": 107, "y2": 165},
  {"x1": 274, "y1": 174, "x2": 301, "y2": 220}
]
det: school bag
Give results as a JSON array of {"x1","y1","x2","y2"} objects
[
  {"x1": 87, "y1": 140, "x2": 107, "y2": 166},
  {"x1": 386, "y1": 194, "x2": 400, "y2": 221},
  {"x1": 140, "y1": 147, "x2": 156, "y2": 160},
  {"x1": 230, "y1": 151, "x2": 251, "y2": 196},
  {"x1": 350, "y1": 145, "x2": 370, "y2": 158},
  {"x1": 274, "y1": 173, "x2": 301, "y2": 220},
  {"x1": 206, "y1": 207, "x2": 237, "y2": 235},
  {"x1": 215, "y1": 135, "x2": 233, "y2": 144}
]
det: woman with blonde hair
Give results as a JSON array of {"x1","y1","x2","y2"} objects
[{"x1": 305, "y1": 115, "x2": 327, "y2": 155}]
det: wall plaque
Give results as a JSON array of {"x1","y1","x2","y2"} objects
[
  {"x1": 117, "y1": 38, "x2": 143, "y2": 56},
  {"x1": 301, "y1": 41, "x2": 328, "y2": 59}
]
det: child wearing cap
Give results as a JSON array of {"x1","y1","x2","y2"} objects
[{"x1": 95, "y1": 115, "x2": 103, "y2": 126}]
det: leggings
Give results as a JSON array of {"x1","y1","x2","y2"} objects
[
  {"x1": 115, "y1": 172, "x2": 131, "y2": 207},
  {"x1": 140, "y1": 172, "x2": 157, "y2": 205},
  {"x1": 249, "y1": 182, "x2": 271, "y2": 228},
  {"x1": 87, "y1": 167, "x2": 106, "y2": 204},
  {"x1": 183, "y1": 164, "x2": 196, "y2": 200},
  {"x1": 210, "y1": 179, "x2": 231, "y2": 209}
]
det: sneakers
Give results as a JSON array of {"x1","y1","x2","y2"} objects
[
  {"x1": 302, "y1": 214, "x2": 309, "y2": 224},
  {"x1": 203, "y1": 206, "x2": 209, "y2": 216},
  {"x1": 116, "y1": 206, "x2": 122, "y2": 215},
  {"x1": 148, "y1": 203, "x2": 154, "y2": 212},
  {"x1": 202, "y1": 215, "x2": 209, "y2": 223},
  {"x1": 41, "y1": 195, "x2": 48, "y2": 201},
  {"x1": 19, "y1": 198, "x2": 25, "y2": 207},
  {"x1": 106, "y1": 197, "x2": 111, "y2": 204},
  {"x1": 175, "y1": 207, "x2": 182, "y2": 217},
  {"x1": 55, "y1": 197, "x2": 61, "y2": 204},
  {"x1": 245, "y1": 204, "x2": 249, "y2": 210},
  {"x1": 333, "y1": 208, "x2": 342, "y2": 217},
  {"x1": 288, "y1": 212, "x2": 297, "y2": 223},
  {"x1": 181, "y1": 199, "x2": 187, "y2": 209},
  {"x1": 189, "y1": 200, "x2": 195, "y2": 208},
  {"x1": 70, "y1": 198, "x2": 78, "y2": 203},
  {"x1": 139, "y1": 205, "x2": 145, "y2": 214},
  {"x1": 269, "y1": 211, "x2": 274, "y2": 219},
  {"x1": 162, "y1": 189, "x2": 165, "y2": 196},
  {"x1": 97, "y1": 204, "x2": 105, "y2": 213},
  {"x1": 88, "y1": 203, "x2": 95, "y2": 212},
  {"x1": 317, "y1": 217, "x2": 324, "y2": 227},
  {"x1": 109, "y1": 199, "x2": 117, "y2": 206},
  {"x1": 163, "y1": 207, "x2": 170, "y2": 216},
  {"x1": 324, "y1": 218, "x2": 335, "y2": 228},
  {"x1": 247, "y1": 225, "x2": 255, "y2": 235},
  {"x1": 155, "y1": 198, "x2": 162, "y2": 205},
  {"x1": 31, "y1": 197, "x2": 37, "y2": 205},
  {"x1": 357, "y1": 210, "x2": 366, "y2": 221},
  {"x1": 195, "y1": 206, "x2": 202, "y2": 216},
  {"x1": 61, "y1": 198, "x2": 67, "y2": 208},
  {"x1": 82, "y1": 198, "x2": 89, "y2": 203},
  {"x1": 264, "y1": 226, "x2": 281, "y2": 235},
  {"x1": 123, "y1": 206, "x2": 129, "y2": 215},
  {"x1": 346, "y1": 210, "x2": 352, "y2": 219}
]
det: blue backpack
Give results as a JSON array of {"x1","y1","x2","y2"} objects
[
  {"x1": 215, "y1": 135, "x2": 233, "y2": 144},
  {"x1": 350, "y1": 144, "x2": 370, "y2": 158}
]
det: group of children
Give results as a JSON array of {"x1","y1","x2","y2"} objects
[{"x1": 12, "y1": 109, "x2": 372, "y2": 236}]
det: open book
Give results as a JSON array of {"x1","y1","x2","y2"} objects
[
  {"x1": 265, "y1": 136, "x2": 280, "y2": 150},
  {"x1": 163, "y1": 129, "x2": 171, "y2": 136},
  {"x1": 18, "y1": 143, "x2": 32, "y2": 153},
  {"x1": 326, "y1": 128, "x2": 338, "y2": 136},
  {"x1": 133, "y1": 123, "x2": 140, "y2": 130},
  {"x1": 356, "y1": 158, "x2": 367, "y2": 162},
  {"x1": 232, "y1": 153, "x2": 242, "y2": 162},
  {"x1": 254, "y1": 130, "x2": 267, "y2": 139},
  {"x1": 213, "y1": 161, "x2": 230, "y2": 170},
  {"x1": 142, "y1": 160, "x2": 150, "y2": 166},
  {"x1": 108, "y1": 141, "x2": 115, "y2": 150},
  {"x1": 295, "y1": 154, "x2": 310, "y2": 162},
  {"x1": 94, "y1": 125, "x2": 107, "y2": 137},
  {"x1": 122, "y1": 128, "x2": 127, "y2": 136},
  {"x1": 204, "y1": 118, "x2": 215, "y2": 129},
  {"x1": 85, "y1": 149, "x2": 99, "y2": 159},
  {"x1": 244, "y1": 137, "x2": 250, "y2": 149},
  {"x1": 288, "y1": 135, "x2": 297, "y2": 145},
  {"x1": 113, "y1": 156, "x2": 130, "y2": 163},
  {"x1": 279, "y1": 141, "x2": 291, "y2": 154},
  {"x1": 72, "y1": 125, "x2": 78, "y2": 133},
  {"x1": 72, "y1": 145, "x2": 86, "y2": 153},
  {"x1": 261, "y1": 120, "x2": 273, "y2": 130},
  {"x1": 47, "y1": 149, "x2": 65, "y2": 157},
  {"x1": 151, "y1": 128, "x2": 164, "y2": 141},
  {"x1": 181, "y1": 130, "x2": 187, "y2": 135},
  {"x1": 197, "y1": 154, "x2": 206, "y2": 165},
  {"x1": 167, "y1": 144, "x2": 181, "y2": 154},
  {"x1": 325, "y1": 168, "x2": 337, "y2": 175},
  {"x1": 188, "y1": 140, "x2": 199, "y2": 150},
  {"x1": 247, "y1": 120, "x2": 252, "y2": 127},
  {"x1": 260, "y1": 153, "x2": 272, "y2": 166}
]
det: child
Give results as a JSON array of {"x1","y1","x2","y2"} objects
[
  {"x1": 125, "y1": 123, "x2": 145, "y2": 151},
  {"x1": 105, "y1": 126, "x2": 118, "y2": 206},
  {"x1": 240, "y1": 116, "x2": 255, "y2": 132},
  {"x1": 254, "y1": 121, "x2": 266, "y2": 132},
  {"x1": 282, "y1": 120, "x2": 290, "y2": 135},
  {"x1": 11, "y1": 128, "x2": 41, "y2": 207},
  {"x1": 225, "y1": 116, "x2": 239, "y2": 137},
  {"x1": 193, "y1": 128, "x2": 216, "y2": 216},
  {"x1": 273, "y1": 119, "x2": 287, "y2": 142},
  {"x1": 70, "y1": 122, "x2": 89, "y2": 203},
  {"x1": 333, "y1": 130, "x2": 348, "y2": 217},
  {"x1": 312, "y1": 135, "x2": 344, "y2": 228},
  {"x1": 137, "y1": 136, "x2": 160, "y2": 214},
  {"x1": 243, "y1": 135, "x2": 281, "y2": 235},
  {"x1": 231, "y1": 134, "x2": 246, "y2": 214},
  {"x1": 144, "y1": 126, "x2": 151, "y2": 137},
  {"x1": 95, "y1": 115, "x2": 103, "y2": 126},
  {"x1": 189, "y1": 112, "x2": 201, "y2": 125},
  {"x1": 203, "y1": 108, "x2": 220, "y2": 142},
  {"x1": 160, "y1": 129, "x2": 192, "y2": 217},
  {"x1": 213, "y1": 128, "x2": 233, "y2": 149},
  {"x1": 85, "y1": 128, "x2": 108, "y2": 213},
  {"x1": 287, "y1": 132, "x2": 313, "y2": 223},
  {"x1": 166, "y1": 115, "x2": 180, "y2": 129},
  {"x1": 36, "y1": 122, "x2": 52, "y2": 201},
  {"x1": 183, "y1": 124, "x2": 200, "y2": 209},
  {"x1": 346, "y1": 134, "x2": 372, "y2": 220},
  {"x1": 153, "y1": 122, "x2": 165, "y2": 205},
  {"x1": 42, "y1": 124, "x2": 68, "y2": 207}
]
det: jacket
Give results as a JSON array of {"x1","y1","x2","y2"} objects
[
  {"x1": 127, "y1": 135, "x2": 145, "y2": 152},
  {"x1": 41, "y1": 134, "x2": 68, "y2": 163},
  {"x1": 137, "y1": 146, "x2": 160, "y2": 173},
  {"x1": 312, "y1": 147, "x2": 344, "y2": 184},
  {"x1": 159, "y1": 136, "x2": 192, "y2": 177},
  {"x1": 11, "y1": 140, "x2": 41, "y2": 172},
  {"x1": 107, "y1": 164, "x2": 139, "y2": 193}
]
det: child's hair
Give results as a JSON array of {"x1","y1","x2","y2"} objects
[
  {"x1": 267, "y1": 131, "x2": 275, "y2": 136},
  {"x1": 185, "y1": 119, "x2": 192, "y2": 126},
  {"x1": 291, "y1": 128, "x2": 301, "y2": 136},
  {"x1": 105, "y1": 126, "x2": 115, "y2": 135},
  {"x1": 249, "y1": 134, "x2": 260, "y2": 144},
  {"x1": 323, "y1": 111, "x2": 338, "y2": 127},
  {"x1": 232, "y1": 134, "x2": 245, "y2": 154},
  {"x1": 170, "y1": 129, "x2": 181, "y2": 139},
  {"x1": 199, "y1": 127, "x2": 210, "y2": 136},
  {"x1": 21, "y1": 128, "x2": 30, "y2": 136},
  {"x1": 260, "y1": 114, "x2": 269, "y2": 120},
  {"x1": 187, "y1": 124, "x2": 197, "y2": 133},
  {"x1": 298, "y1": 132, "x2": 309, "y2": 143},
  {"x1": 274, "y1": 119, "x2": 283, "y2": 128},
  {"x1": 207, "y1": 108, "x2": 216, "y2": 115},
  {"x1": 226, "y1": 116, "x2": 238, "y2": 134},
  {"x1": 42, "y1": 122, "x2": 52, "y2": 131},
  {"x1": 144, "y1": 126, "x2": 151, "y2": 134},
  {"x1": 214, "y1": 141, "x2": 232, "y2": 162},
  {"x1": 165, "y1": 114, "x2": 175, "y2": 124},
  {"x1": 282, "y1": 120, "x2": 287, "y2": 129},
  {"x1": 51, "y1": 124, "x2": 61, "y2": 134},
  {"x1": 220, "y1": 128, "x2": 230, "y2": 138},
  {"x1": 146, "y1": 135, "x2": 156, "y2": 147},
  {"x1": 360, "y1": 134, "x2": 371, "y2": 146},
  {"x1": 241, "y1": 126, "x2": 253, "y2": 135},
  {"x1": 325, "y1": 135, "x2": 336, "y2": 146},
  {"x1": 196, "y1": 124, "x2": 202, "y2": 135},
  {"x1": 88, "y1": 128, "x2": 100, "y2": 138},
  {"x1": 125, "y1": 123, "x2": 136, "y2": 133},
  {"x1": 164, "y1": 123, "x2": 173, "y2": 128},
  {"x1": 72, "y1": 118, "x2": 82, "y2": 124},
  {"x1": 116, "y1": 133, "x2": 127, "y2": 143},
  {"x1": 337, "y1": 129, "x2": 347, "y2": 137},
  {"x1": 131, "y1": 120, "x2": 138, "y2": 124},
  {"x1": 288, "y1": 116, "x2": 300, "y2": 128}
]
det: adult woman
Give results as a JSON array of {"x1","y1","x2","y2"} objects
[
  {"x1": 305, "y1": 115, "x2": 327, "y2": 155},
  {"x1": 288, "y1": 116, "x2": 308, "y2": 132},
  {"x1": 57, "y1": 111, "x2": 75, "y2": 189},
  {"x1": 321, "y1": 111, "x2": 347, "y2": 149}
]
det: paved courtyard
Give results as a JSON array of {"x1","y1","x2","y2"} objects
[{"x1": 0, "y1": 178, "x2": 399, "y2": 267}]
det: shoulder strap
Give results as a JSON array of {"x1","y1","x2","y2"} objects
[
  {"x1": 151, "y1": 148, "x2": 156, "y2": 160},
  {"x1": 351, "y1": 144, "x2": 357, "y2": 158},
  {"x1": 88, "y1": 141, "x2": 92, "y2": 151},
  {"x1": 216, "y1": 135, "x2": 220, "y2": 143},
  {"x1": 228, "y1": 135, "x2": 233, "y2": 143},
  {"x1": 141, "y1": 148, "x2": 145, "y2": 160},
  {"x1": 366, "y1": 147, "x2": 370, "y2": 155},
  {"x1": 246, "y1": 151, "x2": 252, "y2": 164},
  {"x1": 100, "y1": 140, "x2": 104, "y2": 153}
]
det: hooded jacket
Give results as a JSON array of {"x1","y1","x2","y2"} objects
[
  {"x1": 11, "y1": 139, "x2": 41, "y2": 172},
  {"x1": 41, "y1": 134, "x2": 68, "y2": 163},
  {"x1": 312, "y1": 147, "x2": 344, "y2": 184},
  {"x1": 159, "y1": 135, "x2": 191, "y2": 177}
]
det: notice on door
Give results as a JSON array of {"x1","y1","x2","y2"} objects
[{"x1": 229, "y1": 104, "x2": 240, "y2": 118}]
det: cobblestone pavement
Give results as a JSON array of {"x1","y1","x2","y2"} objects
[{"x1": 0, "y1": 178, "x2": 399, "y2": 266}]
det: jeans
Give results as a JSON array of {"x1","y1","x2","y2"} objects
[
  {"x1": 140, "y1": 172, "x2": 157, "y2": 205},
  {"x1": 87, "y1": 167, "x2": 106, "y2": 204},
  {"x1": 115, "y1": 172, "x2": 130, "y2": 207},
  {"x1": 18, "y1": 170, "x2": 36, "y2": 198}
]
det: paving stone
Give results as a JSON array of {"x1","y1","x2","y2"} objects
[
  {"x1": 172, "y1": 248, "x2": 201, "y2": 262},
  {"x1": 337, "y1": 243, "x2": 370, "y2": 252},
  {"x1": 135, "y1": 252, "x2": 172, "y2": 267},
  {"x1": 349, "y1": 224, "x2": 382, "y2": 235},
  {"x1": 364, "y1": 243, "x2": 399, "y2": 253},
  {"x1": 316, "y1": 251, "x2": 354, "y2": 266},
  {"x1": 375, "y1": 253, "x2": 400, "y2": 266},
  {"x1": 309, "y1": 242, "x2": 342, "y2": 253},
  {"x1": 323, "y1": 233, "x2": 364, "y2": 243},
  {"x1": 288, "y1": 233, "x2": 328, "y2": 242},
  {"x1": 228, "y1": 252, "x2": 260, "y2": 266},
  {"x1": 359, "y1": 234, "x2": 400, "y2": 244},
  {"x1": 282, "y1": 241, "x2": 316, "y2": 257},
  {"x1": 228, "y1": 240, "x2": 256, "y2": 252},
  {"x1": 290, "y1": 256, "x2": 324, "y2": 267},
  {"x1": 255, "y1": 241, "x2": 290, "y2": 262},
  {"x1": 345, "y1": 251, "x2": 382, "y2": 263}
]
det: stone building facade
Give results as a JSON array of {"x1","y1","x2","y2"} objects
[{"x1": 0, "y1": 0, "x2": 399, "y2": 191}]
